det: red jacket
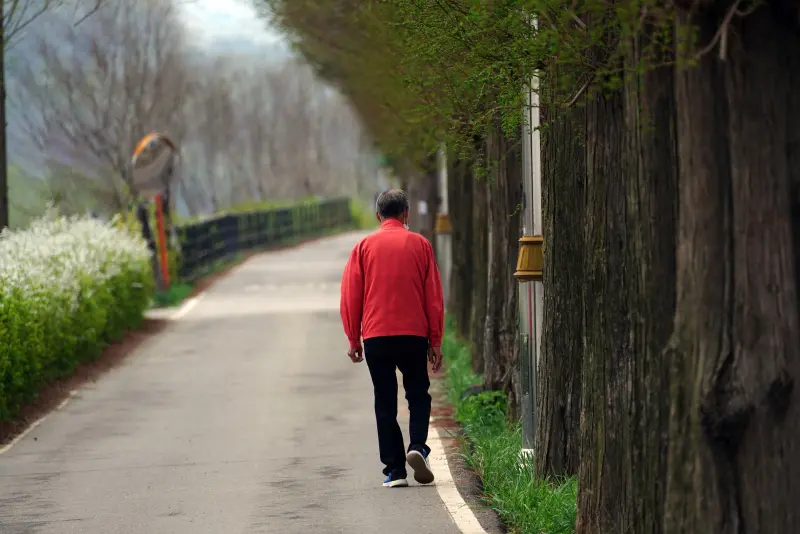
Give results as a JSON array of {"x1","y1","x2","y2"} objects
[{"x1": 340, "y1": 218, "x2": 444, "y2": 349}]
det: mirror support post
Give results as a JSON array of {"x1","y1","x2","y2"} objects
[
  {"x1": 154, "y1": 193, "x2": 170, "y2": 291},
  {"x1": 137, "y1": 200, "x2": 163, "y2": 291}
]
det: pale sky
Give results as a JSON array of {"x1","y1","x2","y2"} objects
[{"x1": 180, "y1": 0, "x2": 285, "y2": 49}]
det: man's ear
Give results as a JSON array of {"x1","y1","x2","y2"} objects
[{"x1": 375, "y1": 212, "x2": 381, "y2": 223}]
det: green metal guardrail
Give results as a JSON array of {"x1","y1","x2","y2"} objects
[{"x1": 176, "y1": 197, "x2": 353, "y2": 281}]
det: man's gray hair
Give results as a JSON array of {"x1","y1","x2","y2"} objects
[{"x1": 376, "y1": 189, "x2": 410, "y2": 219}]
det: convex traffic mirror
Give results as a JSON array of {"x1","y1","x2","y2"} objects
[{"x1": 131, "y1": 132, "x2": 177, "y2": 199}]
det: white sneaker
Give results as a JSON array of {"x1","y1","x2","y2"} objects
[
  {"x1": 383, "y1": 474, "x2": 409, "y2": 488},
  {"x1": 406, "y1": 449, "x2": 434, "y2": 484}
]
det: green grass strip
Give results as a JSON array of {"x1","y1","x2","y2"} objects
[{"x1": 441, "y1": 319, "x2": 577, "y2": 534}]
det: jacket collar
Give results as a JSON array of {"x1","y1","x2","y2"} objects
[{"x1": 380, "y1": 218, "x2": 405, "y2": 230}]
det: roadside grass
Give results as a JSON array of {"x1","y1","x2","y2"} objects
[
  {"x1": 441, "y1": 323, "x2": 577, "y2": 534},
  {"x1": 151, "y1": 283, "x2": 193, "y2": 308}
]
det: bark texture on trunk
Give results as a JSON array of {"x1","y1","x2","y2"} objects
[
  {"x1": 666, "y1": 4, "x2": 800, "y2": 532},
  {"x1": 0, "y1": 31, "x2": 8, "y2": 230},
  {"x1": 536, "y1": 83, "x2": 585, "y2": 478},
  {"x1": 575, "y1": 86, "x2": 630, "y2": 534},
  {"x1": 448, "y1": 154, "x2": 473, "y2": 339},
  {"x1": 622, "y1": 42, "x2": 678, "y2": 534},
  {"x1": 576, "y1": 50, "x2": 679, "y2": 534},
  {"x1": 483, "y1": 116, "x2": 522, "y2": 415},
  {"x1": 470, "y1": 169, "x2": 489, "y2": 374}
]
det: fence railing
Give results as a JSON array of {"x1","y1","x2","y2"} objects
[{"x1": 176, "y1": 197, "x2": 354, "y2": 281}]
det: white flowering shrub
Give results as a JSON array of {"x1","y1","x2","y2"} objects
[{"x1": 0, "y1": 211, "x2": 154, "y2": 420}]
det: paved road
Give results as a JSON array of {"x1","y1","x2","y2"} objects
[{"x1": 0, "y1": 232, "x2": 461, "y2": 534}]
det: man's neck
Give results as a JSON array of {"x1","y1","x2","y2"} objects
[{"x1": 380, "y1": 218, "x2": 405, "y2": 228}]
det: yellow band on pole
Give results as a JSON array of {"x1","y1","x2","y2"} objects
[
  {"x1": 434, "y1": 213, "x2": 452, "y2": 234},
  {"x1": 514, "y1": 235, "x2": 543, "y2": 281}
]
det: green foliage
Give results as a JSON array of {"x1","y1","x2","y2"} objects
[
  {"x1": 7, "y1": 166, "x2": 47, "y2": 228},
  {"x1": 0, "y1": 214, "x2": 154, "y2": 422},
  {"x1": 260, "y1": 0, "x2": 693, "y2": 166},
  {"x1": 349, "y1": 198, "x2": 379, "y2": 230},
  {"x1": 457, "y1": 389, "x2": 508, "y2": 434},
  {"x1": 443, "y1": 321, "x2": 577, "y2": 534},
  {"x1": 175, "y1": 197, "x2": 321, "y2": 225},
  {"x1": 9, "y1": 165, "x2": 126, "y2": 229},
  {"x1": 151, "y1": 283, "x2": 193, "y2": 308}
]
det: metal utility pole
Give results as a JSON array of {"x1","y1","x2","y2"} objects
[
  {"x1": 0, "y1": 19, "x2": 8, "y2": 230},
  {"x1": 515, "y1": 58, "x2": 543, "y2": 459},
  {"x1": 434, "y1": 144, "x2": 452, "y2": 306}
]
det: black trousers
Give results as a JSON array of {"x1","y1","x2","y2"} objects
[{"x1": 364, "y1": 335, "x2": 432, "y2": 478}]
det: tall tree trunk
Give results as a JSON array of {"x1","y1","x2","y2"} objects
[
  {"x1": 0, "y1": 30, "x2": 8, "y2": 230},
  {"x1": 622, "y1": 36, "x2": 678, "y2": 533},
  {"x1": 483, "y1": 116, "x2": 522, "y2": 415},
  {"x1": 665, "y1": 4, "x2": 800, "y2": 532},
  {"x1": 575, "y1": 33, "x2": 679, "y2": 532},
  {"x1": 575, "y1": 86, "x2": 630, "y2": 534},
  {"x1": 448, "y1": 154, "x2": 473, "y2": 339},
  {"x1": 536, "y1": 72, "x2": 585, "y2": 479},
  {"x1": 470, "y1": 162, "x2": 489, "y2": 374}
]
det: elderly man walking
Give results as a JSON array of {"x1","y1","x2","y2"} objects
[{"x1": 340, "y1": 189, "x2": 445, "y2": 488}]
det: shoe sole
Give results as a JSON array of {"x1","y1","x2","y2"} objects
[
  {"x1": 383, "y1": 478, "x2": 409, "y2": 488},
  {"x1": 406, "y1": 451, "x2": 435, "y2": 484}
]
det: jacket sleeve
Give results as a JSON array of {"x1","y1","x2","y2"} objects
[
  {"x1": 423, "y1": 241, "x2": 445, "y2": 347},
  {"x1": 340, "y1": 242, "x2": 364, "y2": 349}
]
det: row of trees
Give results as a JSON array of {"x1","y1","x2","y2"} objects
[
  {"x1": 5, "y1": 0, "x2": 378, "y2": 227},
  {"x1": 261, "y1": 0, "x2": 800, "y2": 532}
]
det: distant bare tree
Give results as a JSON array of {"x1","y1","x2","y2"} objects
[
  {"x1": 10, "y1": 2, "x2": 382, "y2": 221},
  {"x1": 1, "y1": 0, "x2": 102, "y2": 228},
  {"x1": 10, "y1": 0, "x2": 189, "y2": 211}
]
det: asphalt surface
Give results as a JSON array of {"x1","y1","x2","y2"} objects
[{"x1": 0, "y1": 232, "x2": 462, "y2": 534}]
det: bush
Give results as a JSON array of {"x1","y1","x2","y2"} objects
[
  {"x1": 443, "y1": 322, "x2": 577, "y2": 534},
  {"x1": 0, "y1": 211, "x2": 154, "y2": 421},
  {"x1": 349, "y1": 198, "x2": 379, "y2": 230}
]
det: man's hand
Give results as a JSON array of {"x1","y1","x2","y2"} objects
[
  {"x1": 348, "y1": 345, "x2": 364, "y2": 363},
  {"x1": 428, "y1": 346, "x2": 443, "y2": 373}
]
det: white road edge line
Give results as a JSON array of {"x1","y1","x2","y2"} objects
[
  {"x1": 428, "y1": 425, "x2": 488, "y2": 534},
  {"x1": 169, "y1": 292, "x2": 204, "y2": 320},
  {"x1": 170, "y1": 248, "x2": 259, "y2": 321},
  {"x1": 0, "y1": 391, "x2": 78, "y2": 455}
]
